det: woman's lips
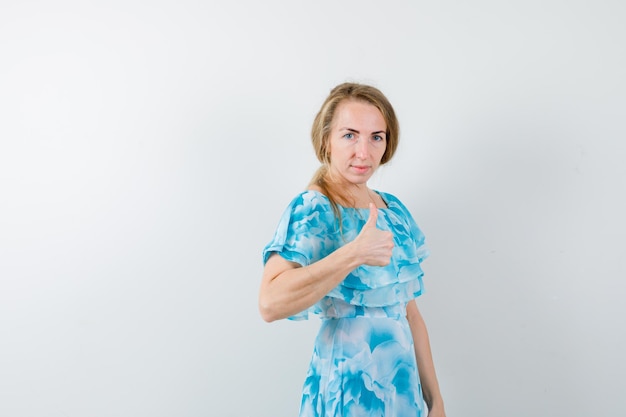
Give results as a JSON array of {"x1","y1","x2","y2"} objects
[{"x1": 351, "y1": 165, "x2": 370, "y2": 174}]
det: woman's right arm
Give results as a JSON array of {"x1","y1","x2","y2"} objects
[{"x1": 259, "y1": 203, "x2": 393, "y2": 322}]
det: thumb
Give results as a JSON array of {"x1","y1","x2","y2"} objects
[{"x1": 363, "y1": 203, "x2": 379, "y2": 229}]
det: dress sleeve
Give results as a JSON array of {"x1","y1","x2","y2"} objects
[
  {"x1": 262, "y1": 191, "x2": 337, "y2": 267},
  {"x1": 262, "y1": 192, "x2": 338, "y2": 321}
]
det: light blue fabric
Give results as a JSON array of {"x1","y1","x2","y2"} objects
[{"x1": 263, "y1": 190, "x2": 429, "y2": 416}]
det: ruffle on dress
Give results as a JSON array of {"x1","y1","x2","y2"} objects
[{"x1": 263, "y1": 190, "x2": 429, "y2": 320}]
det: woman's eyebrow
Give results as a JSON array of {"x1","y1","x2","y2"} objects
[{"x1": 339, "y1": 128, "x2": 386, "y2": 136}]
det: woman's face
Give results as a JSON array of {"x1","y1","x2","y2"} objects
[{"x1": 328, "y1": 100, "x2": 387, "y2": 186}]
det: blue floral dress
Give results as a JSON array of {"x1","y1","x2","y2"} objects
[{"x1": 263, "y1": 190, "x2": 429, "y2": 417}]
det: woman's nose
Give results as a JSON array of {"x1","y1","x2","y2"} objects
[{"x1": 355, "y1": 138, "x2": 369, "y2": 159}]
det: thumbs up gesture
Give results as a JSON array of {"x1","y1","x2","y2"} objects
[{"x1": 352, "y1": 203, "x2": 394, "y2": 266}]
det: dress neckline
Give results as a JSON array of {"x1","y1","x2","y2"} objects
[{"x1": 305, "y1": 189, "x2": 391, "y2": 210}]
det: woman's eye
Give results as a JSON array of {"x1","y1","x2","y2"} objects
[
  {"x1": 373, "y1": 135, "x2": 384, "y2": 142},
  {"x1": 343, "y1": 133, "x2": 354, "y2": 140}
]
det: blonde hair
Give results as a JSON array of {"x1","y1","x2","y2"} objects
[{"x1": 308, "y1": 82, "x2": 400, "y2": 217}]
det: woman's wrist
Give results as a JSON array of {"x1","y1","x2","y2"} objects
[
  {"x1": 336, "y1": 240, "x2": 363, "y2": 270},
  {"x1": 424, "y1": 393, "x2": 445, "y2": 411}
]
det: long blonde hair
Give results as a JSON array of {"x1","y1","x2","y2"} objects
[{"x1": 309, "y1": 82, "x2": 400, "y2": 218}]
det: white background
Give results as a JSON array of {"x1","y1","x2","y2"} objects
[{"x1": 1, "y1": 1, "x2": 625, "y2": 416}]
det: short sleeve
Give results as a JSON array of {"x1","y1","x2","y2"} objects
[
  {"x1": 262, "y1": 191, "x2": 338, "y2": 267},
  {"x1": 262, "y1": 191, "x2": 339, "y2": 321}
]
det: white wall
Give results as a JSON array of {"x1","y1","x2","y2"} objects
[{"x1": 1, "y1": 1, "x2": 624, "y2": 416}]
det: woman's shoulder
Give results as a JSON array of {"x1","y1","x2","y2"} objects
[
  {"x1": 271, "y1": 189, "x2": 338, "y2": 239},
  {"x1": 376, "y1": 190, "x2": 426, "y2": 238},
  {"x1": 283, "y1": 189, "x2": 333, "y2": 215},
  {"x1": 376, "y1": 190, "x2": 419, "y2": 222}
]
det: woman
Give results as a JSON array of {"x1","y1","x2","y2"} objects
[{"x1": 259, "y1": 82, "x2": 446, "y2": 417}]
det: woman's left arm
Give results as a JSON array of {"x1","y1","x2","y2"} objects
[{"x1": 406, "y1": 299, "x2": 446, "y2": 417}]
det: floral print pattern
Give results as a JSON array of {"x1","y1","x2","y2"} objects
[{"x1": 263, "y1": 190, "x2": 429, "y2": 416}]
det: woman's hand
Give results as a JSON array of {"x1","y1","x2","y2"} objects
[{"x1": 351, "y1": 203, "x2": 394, "y2": 266}]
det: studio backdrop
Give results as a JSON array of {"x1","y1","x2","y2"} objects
[{"x1": 1, "y1": 1, "x2": 624, "y2": 416}]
